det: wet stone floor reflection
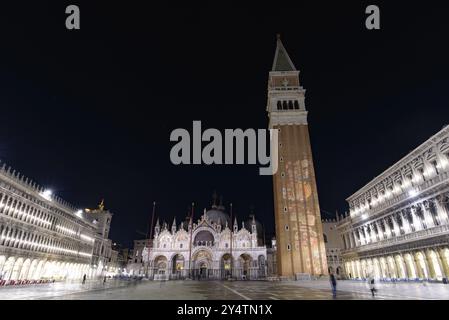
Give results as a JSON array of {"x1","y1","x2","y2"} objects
[{"x1": 0, "y1": 279, "x2": 448, "y2": 300}]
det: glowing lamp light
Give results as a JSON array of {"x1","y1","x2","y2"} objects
[
  {"x1": 75, "y1": 209, "x2": 83, "y2": 217},
  {"x1": 362, "y1": 214, "x2": 368, "y2": 220},
  {"x1": 41, "y1": 189, "x2": 53, "y2": 201}
]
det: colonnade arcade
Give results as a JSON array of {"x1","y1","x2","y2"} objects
[
  {"x1": 344, "y1": 247, "x2": 449, "y2": 281},
  {"x1": 0, "y1": 254, "x2": 94, "y2": 282}
]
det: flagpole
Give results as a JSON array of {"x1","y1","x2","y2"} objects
[
  {"x1": 188, "y1": 202, "x2": 195, "y2": 279},
  {"x1": 146, "y1": 201, "x2": 156, "y2": 278},
  {"x1": 229, "y1": 203, "x2": 233, "y2": 280}
]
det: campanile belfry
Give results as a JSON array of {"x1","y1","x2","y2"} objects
[{"x1": 267, "y1": 35, "x2": 327, "y2": 277}]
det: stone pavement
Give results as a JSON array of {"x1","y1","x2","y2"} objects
[{"x1": 0, "y1": 279, "x2": 448, "y2": 300}]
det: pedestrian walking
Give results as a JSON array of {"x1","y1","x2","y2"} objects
[
  {"x1": 330, "y1": 273, "x2": 337, "y2": 298},
  {"x1": 103, "y1": 276, "x2": 107, "y2": 284},
  {"x1": 368, "y1": 276, "x2": 376, "y2": 297},
  {"x1": 82, "y1": 274, "x2": 87, "y2": 284}
]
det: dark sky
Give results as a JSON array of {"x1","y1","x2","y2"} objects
[{"x1": 0, "y1": 1, "x2": 448, "y2": 247}]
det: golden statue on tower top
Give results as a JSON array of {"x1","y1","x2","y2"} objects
[{"x1": 98, "y1": 199, "x2": 105, "y2": 211}]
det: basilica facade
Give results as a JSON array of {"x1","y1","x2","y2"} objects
[{"x1": 130, "y1": 200, "x2": 267, "y2": 280}]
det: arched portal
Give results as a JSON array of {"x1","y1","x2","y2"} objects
[
  {"x1": 194, "y1": 231, "x2": 214, "y2": 247},
  {"x1": 19, "y1": 259, "x2": 31, "y2": 280},
  {"x1": 416, "y1": 252, "x2": 429, "y2": 279},
  {"x1": 239, "y1": 254, "x2": 252, "y2": 279},
  {"x1": 404, "y1": 253, "x2": 417, "y2": 279},
  {"x1": 373, "y1": 258, "x2": 381, "y2": 279},
  {"x1": 192, "y1": 249, "x2": 212, "y2": 279},
  {"x1": 2, "y1": 257, "x2": 16, "y2": 281},
  {"x1": 154, "y1": 256, "x2": 168, "y2": 276},
  {"x1": 171, "y1": 254, "x2": 185, "y2": 277},
  {"x1": 11, "y1": 258, "x2": 24, "y2": 281},
  {"x1": 429, "y1": 250, "x2": 443, "y2": 280},
  {"x1": 0, "y1": 256, "x2": 6, "y2": 276},
  {"x1": 31, "y1": 260, "x2": 45, "y2": 280},
  {"x1": 221, "y1": 253, "x2": 233, "y2": 279},
  {"x1": 258, "y1": 255, "x2": 266, "y2": 278}
]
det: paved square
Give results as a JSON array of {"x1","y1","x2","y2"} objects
[{"x1": 1, "y1": 279, "x2": 448, "y2": 300}]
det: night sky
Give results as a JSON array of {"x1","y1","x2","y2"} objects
[{"x1": 0, "y1": 2, "x2": 448, "y2": 247}]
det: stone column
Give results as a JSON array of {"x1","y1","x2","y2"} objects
[
  {"x1": 369, "y1": 224, "x2": 377, "y2": 243},
  {"x1": 351, "y1": 231, "x2": 357, "y2": 247},
  {"x1": 383, "y1": 218, "x2": 392, "y2": 238},
  {"x1": 391, "y1": 214, "x2": 401, "y2": 236},
  {"x1": 398, "y1": 254, "x2": 409, "y2": 279},
  {"x1": 399, "y1": 211, "x2": 411, "y2": 234},
  {"x1": 403, "y1": 253, "x2": 413, "y2": 279},
  {"x1": 390, "y1": 257, "x2": 399, "y2": 279},
  {"x1": 419, "y1": 202, "x2": 434, "y2": 229},
  {"x1": 438, "y1": 247, "x2": 449, "y2": 277},
  {"x1": 364, "y1": 226, "x2": 371, "y2": 244},
  {"x1": 0, "y1": 193, "x2": 5, "y2": 209},
  {"x1": 435, "y1": 196, "x2": 449, "y2": 225},
  {"x1": 357, "y1": 228, "x2": 365, "y2": 246},
  {"x1": 375, "y1": 221, "x2": 384, "y2": 240},
  {"x1": 410, "y1": 206, "x2": 423, "y2": 231},
  {"x1": 433, "y1": 250, "x2": 446, "y2": 279},
  {"x1": 408, "y1": 253, "x2": 419, "y2": 279},
  {"x1": 425, "y1": 250, "x2": 437, "y2": 279}
]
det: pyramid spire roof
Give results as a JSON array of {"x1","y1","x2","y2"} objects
[{"x1": 272, "y1": 34, "x2": 297, "y2": 72}]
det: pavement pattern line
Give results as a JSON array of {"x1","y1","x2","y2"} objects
[
  {"x1": 221, "y1": 284, "x2": 252, "y2": 300},
  {"x1": 334, "y1": 289, "x2": 428, "y2": 300}
]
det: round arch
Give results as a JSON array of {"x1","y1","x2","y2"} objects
[
  {"x1": 2, "y1": 257, "x2": 16, "y2": 281},
  {"x1": 171, "y1": 253, "x2": 185, "y2": 274},
  {"x1": 239, "y1": 253, "x2": 252, "y2": 279},
  {"x1": 18, "y1": 259, "x2": 32, "y2": 280},
  {"x1": 258, "y1": 255, "x2": 266, "y2": 277},
  {"x1": 428, "y1": 250, "x2": 443, "y2": 280},
  {"x1": 11, "y1": 258, "x2": 24, "y2": 281},
  {"x1": 153, "y1": 255, "x2": 168, "y2": 275},
  {"x1": 27, "y1": 259, "x2": 39, "y2": 280},
  {"x1": 404, "y1": 253, "x2": 417, "y2": 279},
  {"x1": 415, "y1": 251, "x2": 429, "y2": 279}
]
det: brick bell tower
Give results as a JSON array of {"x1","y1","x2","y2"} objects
[{"x1": 267, "y1": 35, "x2": 327, "y2": 278}]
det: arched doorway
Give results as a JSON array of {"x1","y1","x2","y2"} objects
[
  {"x1": 415, "y1": 252, "x2": 429, "y2": 279},
  {"x1": 19, "y1": 259, "x2": 31, "y2": 280},
  {"x1": 11, "y1": 258, "x2": 24, "y2": 281},
  {"x1": 153, "y1": 256, "x2": 168, "y2": 279},
  {"x1": 221, "y1": 253, "x2": 233, "y2": 279},
  {"x1": 258, "y1": 255, "x2": 266, "y2": 278},
  {"x1": 239, "y1": 254, "x2": 252, "y2": 280},
  {"x1": 199, "y1": 262, "x2": 208, "y2": 279},
  {"x1": 192, "y1": 249, "x2": 212, "y2": 280},
  {"x1": 171, "y1": 254, "x2": 185, "y2": 279},
  {"x1": 2, "y1": 257, "x2": 16, "y2": 281},
  {"x1": 194, "y1": 230, "x2": 215, "y2": 247}
]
